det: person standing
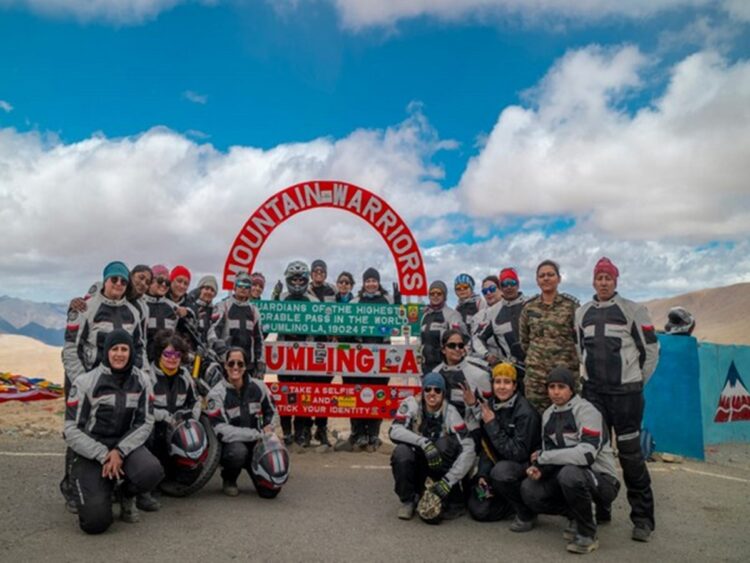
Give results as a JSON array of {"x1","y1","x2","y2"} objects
[
  {"x1": 472, "y1": 268, "x2": 527, "y2": 390},
  {"x1": 144, "y1": 264, "x2": 179, "y2": 362},
  {"x1": 454, "y1": 274, "x2": 485, "y2": 333},
  {"x1": 420, "y1": 281, "x2": 466, "y2": 374},
  {"x1": 519, "y1": 260, "x2": 579, "y2": 414},
  {"x1": 575, "y1": 257, "x2": 659, "y2": 542},
  {"x1": 208, "y1": 272, "x2": 265, "y2": 377}
]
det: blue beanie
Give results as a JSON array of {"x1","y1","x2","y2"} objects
[
  {"x1": 103, "y1": 261, "x2": 130, "y2": 282},
  {"x1": 422, "y1": 372, "x2": 446, "y2": 392}
]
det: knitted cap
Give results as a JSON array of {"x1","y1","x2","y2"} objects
[
  {"x1": 362, "y1": 267, "x2": 380, "y2": 283},
  {"x1": 422, "y1": 372, "x2": 446, "y2": 392},
  {"x1": 499, "y1": 268, "x2": 519, "y2": 285},
  {"x1": 250, "y1": 272, "x2": 266, "y2": 288},
  {"x1": 429, "y1": 280, "x2": 448, "y2": 296},
  {"x1": 593, "y1": 257, "x2": 619, "y2": 281},
  {"x1": 151, "y1": 264, "x2": 169, "y2": 279},
  {"x1": 311, "y1": 259, "x2": 327, "y2": 273},
  {"x1": 197, "y1": 275, "x2": 218, "y2": 292},
  {"x1": 170, "y1": 265, "x2": 191, "y2": 283},
  {"x1": 546, "y1": 367, "x2": 576, "y2": 392},
  {"x1": 103, "y1": 261, "x2": 129, "y2": 282}
]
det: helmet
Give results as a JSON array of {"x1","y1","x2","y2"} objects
[
  {"x1": 416, "y1": 478, "x2": 443, "y2": 524},
  {"x1": 665, "y1": 306, "x2": 695, "y2": 335},
  {"x1": 169, "y1": 419, "x2": 209, "y2": 469},
  {"x1": 284, "y1": 261, "x2": 310, "y2": 296},
  {"x1": 251, "y1": 434, "x2": 290, "y2": 492}
]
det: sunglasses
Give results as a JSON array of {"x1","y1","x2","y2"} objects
[
  {"x1": 109, "y1": 276, "x2": 128, "y2": 286},
  {"x1": 154, "y1": 277, "x2": 170, "y2": 286},
  {"x1": 501, "y1": 280, "x2": 518, "y2": 288},
  {"x1": 337, "y1": 279, "x2": 352, "y2": 285},
  {"x1": 236, "y1": 282, "x2": 253, "y2": 289},
  {"x1": 226, "y1": 360, "x2": 245, "y2": 369},
  {"x1": 424, "y1": 386, "x2": 443, "y2": 395},
  {"x1": 162, "y1": 349, "x2": 182, "y2": 360},
  {"x1": 429, "y1": 290, "x2": 444, "y2": 297},
  {"x1": 455, "y1": 284, "x2": 471, "y2": 291},
  {"x1": 444, "y1": 342, "x2": 465, "y2": 350},
  {"x1": 481, "y1": 286, "x2": 498, "y2": 295}
]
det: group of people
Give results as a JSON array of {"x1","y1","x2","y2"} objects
[
  {"x1": 390, "y1": 257, "x2": 660, "y2": 555},
  {"x1": 59, "y1": 254, "x2": 662, "y2": 555}
]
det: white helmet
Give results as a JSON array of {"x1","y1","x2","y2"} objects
[
  {"x1": 665, "y1": 306, "x2": 695, "y2": 335},
  {"x1": 284, "y1": 261, "x2": 310, "y2": 296}
]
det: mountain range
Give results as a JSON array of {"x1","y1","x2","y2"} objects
[{"x1": 0, "y1": 295, "x2": 67, "y2": 346}]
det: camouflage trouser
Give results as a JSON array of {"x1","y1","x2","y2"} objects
[{"x1": 524, "y1": 369, "x2": 552, "y2": 415}]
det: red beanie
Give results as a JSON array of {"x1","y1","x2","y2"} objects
[
  {"x1": 593, "y1": 257, "x2": 619, "y2": 281},
  {"x1": 499, "y1": 268, "x2": 519, "y2": 285},
  {"x1": 170, "y1": 265, "x2": 191, "y2": 282}
]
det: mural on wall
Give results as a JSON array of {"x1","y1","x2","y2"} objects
[{"x1": 714, "y1": 361, "x2": 750, "y2": 423}]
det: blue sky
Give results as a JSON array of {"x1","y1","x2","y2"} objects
[{"x1": 1, "y1": 0, "x2": 749, "y2": 304}]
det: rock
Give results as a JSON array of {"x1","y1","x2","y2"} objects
[
  {"x1": 661, "y1": 453, "x2": 684, "y2": 464},
  {"x1": 22, "y1": 429, "x2": 35, "y2": 438}
]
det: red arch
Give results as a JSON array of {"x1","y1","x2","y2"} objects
[{"x1": 222, "y1": 180, "x2": 428, "y2": 296}]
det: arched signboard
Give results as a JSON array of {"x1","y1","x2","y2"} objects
[{"x1": 222, "y1": 180, "x2": 428, "y2": 296}]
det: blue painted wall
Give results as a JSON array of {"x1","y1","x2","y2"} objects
[{"x1": 643, "y1": 335, "x2": 705, "y2": 460}]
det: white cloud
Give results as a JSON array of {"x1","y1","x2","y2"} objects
[
  {"x1": 183, "y1": 90, "x2": 208, "y2": 105},
  {"x1": 0, "y1": 109, "x2": 456, "y2": 301},
  {"x1": 458, "y1": 46, "x2": 750, "y2": 241},
  {"x1": 0, "y1": 0, "x2": 208, "y2": 24},
  {"x1": 0, "y1": 100, "x2": 12, "y2": 113},
  {"x1": 326, "y1": 0, "x2": 729, "y2": 30}
]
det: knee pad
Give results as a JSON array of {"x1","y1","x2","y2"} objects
[
  {"x1": 79, "y1": 501, "x2": 113, "y2": 535},
  {"x1": 617, "y1": 432, "x2": 642, "y2": 457}
]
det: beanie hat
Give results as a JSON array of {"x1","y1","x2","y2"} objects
[
  {"x1": 499, "y1": 268, "x2": 519, "y2": 285},
  {"x1": 429, "y1": 280, "x2": 448, "y2": 297},
  {"x1": 422, "y1": 372, "x2": 446, "y2": 392},
  {"x1": 311, "y1": 259, "x2": 327, "y2": 273},
  {"x1": 362, "y1": 267, "x2": 380, "y2": 283},
  {"x1": 546, "y1": 367, "x2": 576, "y2": 392},
  {"x1": 454, "y1": 273, "x2": 475, "y2": 289},
  {"x1": 251, "y1": 272, "x2": 266, "y2": 287},
  {"x1": 171, "y1": 265, "x2": 191, "y2": 283},
  {"x1": 492, "y1": 362, "x2": 518, "y2": 382},
  {"x1": 235, "y1": 272, "x2": 252, "y2": 288},
  {"x1": 593, "y1": 257, "x2": 619, "y2": 281},
  {"x1": 102, "y1": 328, "x2": 134, "y2": 372},
  {"x1": 103, "y1": 261, "x2": 130, "y2": 282},
  {"x1": 197, "y1": 275, "x2": 218, "y2": 292},
  {"x1": 151, "y1": 264, "x2": 169, "y2": 279}
]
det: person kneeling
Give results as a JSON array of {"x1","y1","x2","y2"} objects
[
  {"x1": 519, "y1": 368, "x2": 621, "y2": 554},
  {"x1": 146, "y1": 330, "x2": 205, "y2": 506},
  {"x1": 467, "y1": 362, "x2": 541, "y2": 524},
  {"x1": 389, "y1": 372, "x2": 476, "y2": 523},
  {"x1": 64, "y1": 330, "x2": 164, "y2": 534},
  {"x1": 205, "y1": 347, "x2": 288, "y2": 498}
]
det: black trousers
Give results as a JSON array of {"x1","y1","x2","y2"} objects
[
  {"x1": 343, "y1": 376, "x2": 383, "y2": 440},
  {"x1": 278, "y1": 375, "x2": 308, "y2": 438},
  {"x1": 390, "y1": 435, "x2": 460, "y2": 503},
  {"x1": 468, "y1": 460, "x2": 526, "y2": 522},
  {"x1": 521, "y1": 465, "x2": 620, "y2": 539},
  {"x1": 304, "y1": 375, "x2": 333, "y2": 431},
  {"x1": 583, "y1": 387, "x2": 654, "y2": 530},
  {"x1": 70, "y1": 446, "x2": 164, "y2": 535}
]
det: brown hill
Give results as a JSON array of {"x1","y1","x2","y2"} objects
[
  {"x1": 642, "y1": 282, "x2": 750, "y2": 346},
  {"x1": 0, "y1": 334, "x2": 63, "y2": 384}
]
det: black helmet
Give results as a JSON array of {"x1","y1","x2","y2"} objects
[
  {"x1": 251, "y1": 434, "x2": 290, "y2": 491},
  {"x1": 284, "y1": 261, "x2": 310, "y2": 296},
  {"x1": 169, "y1": 419, "x2": 209, "y2": 469},
  {"x1": 665, "y1": 306, "x2": 695, "y2": 335}
]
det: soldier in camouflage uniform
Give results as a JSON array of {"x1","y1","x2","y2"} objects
[{"x1": 519, "y1": 260, "x2": 579, "y2": 413}]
